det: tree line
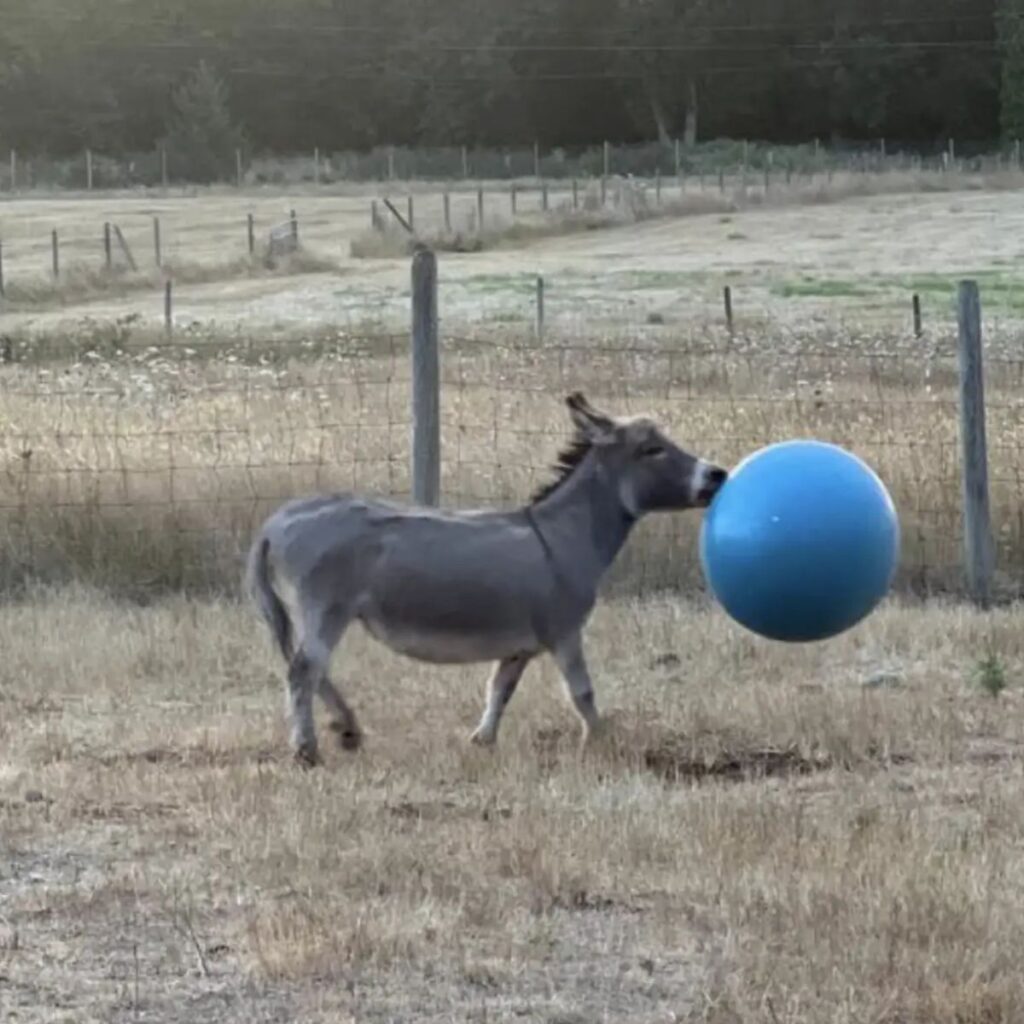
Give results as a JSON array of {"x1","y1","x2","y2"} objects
[{"x1": 0, "y1": 0, "x2": 1019, "y2": 167}]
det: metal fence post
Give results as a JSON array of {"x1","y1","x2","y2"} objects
[
  {"x1": 956, "y1": 280, "x2": 994, "y2": 607},
  {"x1": 411, "y1": 246, "x2": 440, "y2": 506}
]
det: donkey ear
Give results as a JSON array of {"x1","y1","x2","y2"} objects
[{"x1": 566, "y1": 392, "x2": 615, "y2": 440}]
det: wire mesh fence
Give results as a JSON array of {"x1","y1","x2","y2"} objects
[{"x1": 2, "y1": 302, "x2": 1022, "y2": 602}]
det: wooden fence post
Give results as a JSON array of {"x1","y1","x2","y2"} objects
[
  {"x1": 86, "y1": 149, "x2": 93, "y2": 190},
  {"x1": 674, "y1": 138, "x2": 681, "y2": 182},
  {"x1": 536, "y1": 274, "x2": 545, "y2": 340},
  {"x1": 572, "y1": 179, "x2": 578, "y2": 209},
  {"x1": 103, "y1": 222, "x2": 112, "y2": 268},
  {"x1": 113, "y1": 225, "x2": 137, "y2": 271},
  {"x1": 371, "y1": 200, "x2": 380, "y2": 231},
  {"x1": 956, "y1": 280, "x2": 994, "y2": 607},
  {"x1": 247, "y1": 213, "x2": 255, "y2": 255},
  {"x1": 510, "y1": 184, "x2": 517, "y2": 216},
  {"x1": 443, "y1": 192, "x2": 451, "y2": 232},
  {"x1": 153, "y1": 217, "x2": 162, "y2": 267},
  {"x1": 477, "y1": 187, "x2": 484, "y2": 229},
  {"x1": 533, "y1": 141, "x2": 540, "y2": 179},
  {"x1": 313, "y1": 147, "x2": 320, "y2": 184},
  {"x1": 236, "y1": 148, "x2": 243, "y2": 187},
  {"x1": 407, "y1": 195, "x2": 414, "y2": 231},
  {"x1": 411, "y1": 247, "x2": 440, "y2": 507},
  {"x1": 912, "y1": 294, "x2": 922, "y2": 338},
  {"x1": 541, "y1": 182, "x2": 549, "y2": 212},
  {"x1": 164, "y1": 278, "x2": 173, "y2": 337},
  {"x1": 51, "y1": 229, "x2": 59, "y2": 278},
  {"x1": 388, "y1": 146, "x2": 395, "y2": 181},
  {"x1": 290, "y1": 209, "x2": 298, "y2": 246},
  {"x1": 723, "y1": 285, "x2": 734, "y2": 335}
]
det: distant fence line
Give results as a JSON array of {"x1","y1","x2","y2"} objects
[{"x1": 0, "y1": 136, "x2": 1022, "y2": 192}]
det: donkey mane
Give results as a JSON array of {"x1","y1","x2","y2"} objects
[{"x1": 529, "y1": 432, "x2": 594, "y2": 505}]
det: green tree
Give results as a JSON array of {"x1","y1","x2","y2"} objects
[
  {"x1": 1000, "y1": 0, "x2": 1024, "y2": 138},
  {"x1": 161, "y1": 60, "x2": 247, "y2": 182}
]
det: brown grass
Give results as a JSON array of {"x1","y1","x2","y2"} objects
[{"x1": 3, "y1": 585, "x2": 1024, "y2": 1021}]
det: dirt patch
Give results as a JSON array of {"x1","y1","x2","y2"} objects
[{"x1": 643, "y1": 741, "x2": 833, "y2": 783}]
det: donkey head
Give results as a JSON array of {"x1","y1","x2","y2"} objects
[{"x1": 565, "y1": 392, "x2": 727, "y2": 516}]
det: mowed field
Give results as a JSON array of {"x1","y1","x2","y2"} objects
[
  {"x1": 0, "y1": 176, "x2": 1023, "y2": 335},
  {"x1": 4, "y1": 181, "x2": 1024, "y2": 1022}
]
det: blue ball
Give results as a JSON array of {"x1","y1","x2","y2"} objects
[{"x1": 699, "y1": 440, "x2": 900, "y2": 643}]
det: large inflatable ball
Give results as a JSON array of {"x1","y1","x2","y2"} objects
[{"x1": 699, "y1": 440, "x2": 900, "y2": 643}]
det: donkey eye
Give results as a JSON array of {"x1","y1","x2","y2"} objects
[{"x1": 640, "y1": 444, "x2": 666, "y2": 459}]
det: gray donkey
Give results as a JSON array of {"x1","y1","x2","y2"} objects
[{"x1": 246, "y1": 392, "x2": 727, "y2": 765}]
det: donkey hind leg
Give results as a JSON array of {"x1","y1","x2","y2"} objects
[
  {"x1": 286, "y1": 603, "x2": 357, "y2": 766},
  {"x1": 470, "y1": 654, "x2": 533, "y2": 747},
  {"x1": 551, "y1": 632, "x2": 604, "y2": 747}
]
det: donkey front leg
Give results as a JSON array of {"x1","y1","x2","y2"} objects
[
  {"x1": 552, "y1": 632, "x2": 604, "y2": 747},
  {"x1": 470, "y1": 654, "x2": 533, "y2": 746}
]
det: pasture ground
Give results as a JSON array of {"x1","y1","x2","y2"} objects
[
  {"x1": 3, "y1": 179, "x2": 1024, "y2": 1021},
  {"x1": 0, "y1": 177, "x2": 1022, "y2": 336},
  {"x1": 3, "y1": 589, "x2": 1024, "y2": 1023}
]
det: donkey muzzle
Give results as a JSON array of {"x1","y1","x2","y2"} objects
[{"x1": 694, "y1": 463, "x2": 728, "y2": 506}]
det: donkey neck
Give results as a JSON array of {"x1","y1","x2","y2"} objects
[{"x1": 528, "y1": 453, "x2": 636, "y2": 582}]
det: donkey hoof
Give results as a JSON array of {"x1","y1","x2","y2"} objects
[
  {"x1": 469, "y1": 728, "x2": 497, "y2": 747},
  {"x1": 293, "y1": 745, "x2": 321, "y2": 769},
  {"x1": 329, "y1": 721, "x2": 363, "y2": 751}
]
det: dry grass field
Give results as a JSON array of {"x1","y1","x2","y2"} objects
[
  {"x1": 4, "y1": 591, "x2": 1024, "y2": 1022},
  {"x1": 3, "y1": 178, "x2": 1024, "y2": 1022}
]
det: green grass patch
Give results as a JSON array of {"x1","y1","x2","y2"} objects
[
  {"x1": 460, "y1": 273, "x2": 544, "y2": 296},
  {"x1": 608, "y1": 270, "x2": 707, "y2": 291},
  {"x1": 773, "y1": 276, "x2": 876, "y2": 299},
  {"x1": 881, "y1": 272, "x2": 1024, "y2": 313}
]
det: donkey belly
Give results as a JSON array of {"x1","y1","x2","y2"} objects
[
  {"x1": 358, "y1": 562, "x2": 546, "y2": 665},
  {"x1": 358, "y1": 613, "x2": 538, "y2": 665}
]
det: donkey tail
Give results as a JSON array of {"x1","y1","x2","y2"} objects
[{"x1": 245, "y1": 536, "x2": 294, "y2": 662}]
